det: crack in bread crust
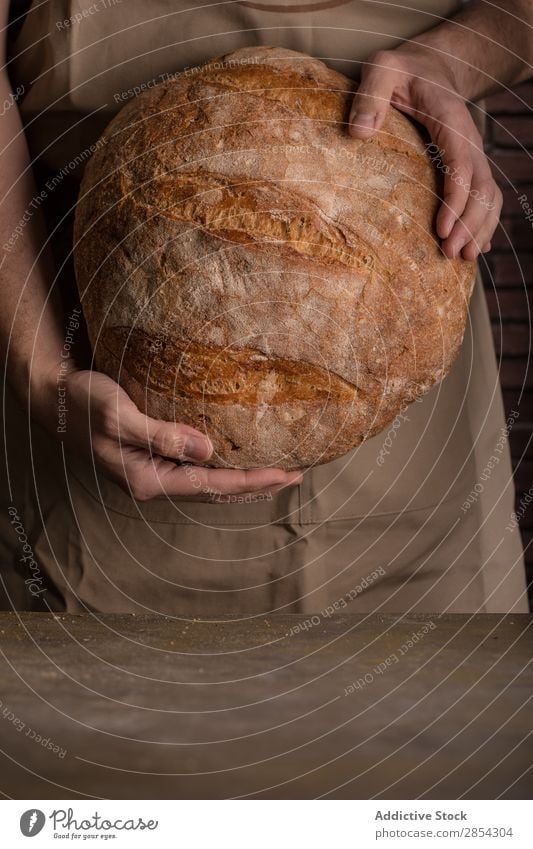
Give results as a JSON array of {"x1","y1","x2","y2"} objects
[
  {"x1": 193, "y1": 62, "x2": 427, "y2": 160},
  {"x1": 197, "y1": 63, "x2": 347, "y2": 124},
  {"x1": 137, "y1": 171, "x2": 386, "y2": 276},
  {"x1": 101, "y1": 327, "x2": 359, "y2": 405}
]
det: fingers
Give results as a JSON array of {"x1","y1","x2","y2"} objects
[
  {"x1": 83, "y1": 371, "x2": 213, "y2": 462},
  {"x1": 84, "y1": 370, "x2": 304, "y2": 502},
  {"x1": 83, "y1": 371, "x2": 304, "y2": 502},
  {"x1": 348, "y1": 51, "x2": 398, "y2": 139},
  {"x1": 434, "y1": 149, "x2": 473, "y2": 241},
  {"x1": 439, "y1": 163, "x2": 502, "y2": 261},
  {"x1": 443, "y1": 173, "x2": 502, "y2": 261},
  {"x1": 423, "y1": 100, "x2": 481, "y2": 241},
  {"x1": 347, "y1": 49, "x2": 502, "y2": 262},
  {"x1": 120, "y1": 454, "x2": 304, "y2": 502},
  {"x1": 411, "y1": 96, "x2": 501, "y2": 261},
  {"x1": 199, "y1": 466, "x2": 304, "y2": 497},
  {"x1": 193, "y1": 482, "x2": 295, "y2": 504},
  {"x1": 121, "y1": 408, "x2": 213, "y2": 463}
]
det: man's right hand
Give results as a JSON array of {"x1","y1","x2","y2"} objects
[{"x1": 34, "y1": 368, "x2": 302, "y2": 502}]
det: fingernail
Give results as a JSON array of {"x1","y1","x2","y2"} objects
[
  {"x1": 455, "y1": 236, "x2": 469, "y2": 258},
  {"x1": 350, "y1": 113, "x2": 376, "y2": 134},
  {"x1": 438, "y1": 217, "x2": 454, "y2": 240},
  {"x1": 184, "y1": 436, "x2": 212, "y2": 461},
  {"x1": 445, "y1": 234, "x2": 467, "y2": 259}
]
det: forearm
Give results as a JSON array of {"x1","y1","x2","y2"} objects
[
  {"x1": 408, "y1": 0, "x2": 533, "y2": 99},
  {"x1": 0, "y1": 70, "x2": 67, "y2": 414}
]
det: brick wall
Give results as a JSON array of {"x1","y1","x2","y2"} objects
[{"x1": 483, "y1": 81, "x2": 533, "y2": 606}]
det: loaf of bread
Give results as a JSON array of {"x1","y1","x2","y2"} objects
[{"x1": 74, "y1": 46, "x2": 476, "y2": 470}]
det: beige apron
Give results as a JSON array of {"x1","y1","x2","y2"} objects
[{"x1": 1, "y1": 0, "x2": 528, "y2": 614}]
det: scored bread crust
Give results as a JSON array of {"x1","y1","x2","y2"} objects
[{"x1": 74, "y1": 46, "x2": 476, "y2": 470}]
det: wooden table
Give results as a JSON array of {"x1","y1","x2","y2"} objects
[{"x1": 0, "y1": 612, "x2": 531, "y2": 799}]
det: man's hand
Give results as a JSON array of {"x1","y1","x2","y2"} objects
[
  {"x1": 349, "y1": 43, "x2": 503, "y2": 261},
  {"x1": 35, "y1": 369, "x2": 302, "y2": 502}
]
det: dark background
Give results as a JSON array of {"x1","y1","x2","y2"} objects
[{"x1": 483, "y1": 80, "x2": 533, "y2": 606}]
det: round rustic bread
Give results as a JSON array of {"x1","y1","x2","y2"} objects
[{"x1": 74, "y1": 46, "x2": 476, "y2": 470}]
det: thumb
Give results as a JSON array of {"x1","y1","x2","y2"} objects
[
  {"x1": 349, "y1": 58, "x2": 396, "y2": 139},
  {"x1": 123, "y1": 407, "x2": 213, "y2": 463}
]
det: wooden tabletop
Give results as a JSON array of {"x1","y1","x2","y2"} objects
[{"x1": 0, "y1": 612, "x2": 531, "y2": 799}]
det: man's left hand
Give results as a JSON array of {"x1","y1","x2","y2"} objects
[{"x1": 349, "y1": 44, "x2": 503, "y2": 261}]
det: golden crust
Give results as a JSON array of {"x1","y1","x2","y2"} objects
[{"x1": 74, "y1": 46, "x2": 476, "y2": 470}]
